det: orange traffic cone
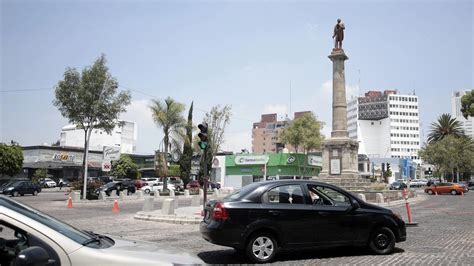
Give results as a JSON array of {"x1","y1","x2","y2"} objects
[
  {"x1": 67, "y1": 197, "x2": 73, "y2": 208},
  {"x1": 112, "y1": 200, "x2": 120, "y2": 213}
]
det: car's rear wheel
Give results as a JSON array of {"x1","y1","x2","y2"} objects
[
  {"x1": 427, "y1": 190, "x2": 434, "y2": 195},
  {"x1": 145, "y1": 189, "x2": 150, "y2": 194},
  {"x1": 368, "y1": 227, "x2": 396, "y2": 255},
  {"x1": 33, "y1": 190, "x2": 38, "y2": 196},
  {"x1": 451, "y1": 190, "x2": 458, "y2": 195},
  {"x1": 246, "y1": 233, "x2": 278, "y2": 263}
]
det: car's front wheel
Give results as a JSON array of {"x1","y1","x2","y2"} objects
[
  {"x1": 33, "y1": 190, "x2": 38, "y2": 196},
  {"x1": 12, "y1": 191, "x2": 18, "y2": 197},
  {"x1": 246, "y1": 233, "x2": 278, "y2": 263},
  {"x1": 368, "y1": 227, "x2": 396, "y2": 255},
  {"x1": 145, "y1": 189, "x2": 150, "y2": 194},
  {"x1": 451, "y1": 190, "x2": 458, "y2": 195}
]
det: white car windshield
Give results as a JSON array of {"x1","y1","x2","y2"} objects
[{"x1": 0, "y1": 196, "x2": 93, "y2": 245}]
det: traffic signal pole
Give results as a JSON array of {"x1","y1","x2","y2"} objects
[{"x1": 203, "y1": 146, "x2": 208, "y2": 210}]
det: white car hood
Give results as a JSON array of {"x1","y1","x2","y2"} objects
[{"x1": 70, "y1": 236, "x2": 204, "y2": 265}]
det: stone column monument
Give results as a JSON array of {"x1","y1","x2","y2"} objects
[{"x1": 319, "y1": 19, "x2": 359, "y2": 182}]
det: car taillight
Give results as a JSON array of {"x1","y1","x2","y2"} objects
[{"x1": 212, "y1": 202, "x2": 229, "y2": 221}]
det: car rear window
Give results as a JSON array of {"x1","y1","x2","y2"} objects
[{"x1": 223, "y1": 183, "x2": 261, "y2": 202}]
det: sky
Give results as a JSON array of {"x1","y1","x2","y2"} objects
[{"x1": 1, "y1": 0, "x2": 473, "y2": 154}]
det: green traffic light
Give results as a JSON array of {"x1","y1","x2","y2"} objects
[{"x1": 198, "y1": 141, "x2": 207, "y2": 150}]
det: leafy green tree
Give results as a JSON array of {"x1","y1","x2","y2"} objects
[
  {"x1": 198, "y1": 105, "x2": 232, "y2": 182},
  {"x1": 427, "y1": 113, "x2": 464, "y2": 143},
  {"x1": 280, "y1": 112, "x2": 324, "y2": 153},
  {"x1": 33, "y1": 168, "x2": 48, "y2": 184},
  {"x1": 110, "y1": 154, "x2": 139, "y2": 180},
  {"x1": 168, "y1": 165, "x2": 180, "y2": 177},
  {"x1": 0, "y1": 143, "x2": 24, "y2": 177},
  {"x1": 149, "y1": 97, "x2": 186, "y2": 190},
  {"x1": 419, "y1": 135, "x2": 474, "y2": 182},
  {"x1": 179, "y1": 102, "x2": 194, "y2": 189},
  {"x1": 460, "y1": 90, "x2": 474, "y2": 119},
  {"x1": 53, "y1": 54, "x2": 131, "y2": 199}
]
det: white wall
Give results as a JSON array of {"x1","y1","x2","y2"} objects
[
  {"x1": 358, "y1": 118, "x2": 391, "y2": 158},
  {"x1": 59, "y1": 121, "x2": 137, "y2": 154}
]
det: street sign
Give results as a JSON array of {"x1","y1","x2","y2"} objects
[{"x1": 102, "y1": 161, "x2": 112, "y2": 172}]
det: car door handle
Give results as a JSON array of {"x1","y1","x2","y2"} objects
[
  {"x1": 318, "y1": 211, "x2": 330, "y2": 217},
  {"x1": 268, "y1": 210, "x2": 281, "y2": 216}
]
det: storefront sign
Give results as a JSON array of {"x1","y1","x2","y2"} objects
[
  {"x1": 308, "y1": 155, "x2": 323, "y2": 167},
  {"x1": 102, "y1": 161, "x2": 112, "y2": 172},
  {"x1": 103, "y1": 146, "x2": 121, "y2": 161},
  {"x1": 52, "y1": 153, "x2": 75, "y2": 162},
  {"x1": 235, "y1": 155, "x2": 269, "y2": 165}
]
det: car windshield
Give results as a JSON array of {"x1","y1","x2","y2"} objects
[
  {"x1": 0, "y1": 196, "x2": 92, "y2": 244},
  {"x1": 104, "y1": 182, "x2": 116, "y2": 188},
  {"x1": 9, "y1": 181, "x2": 23, "y2": 187},
  {"x1": 224, "y1": 183, "x2": 261, "y2": 202}
]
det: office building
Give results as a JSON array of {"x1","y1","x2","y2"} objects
[{"x1": 451, "y1": 91, "x2": 474, "y2": 138}]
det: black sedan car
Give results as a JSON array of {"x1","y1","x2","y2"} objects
[
  {"x1": 95, "y1": 181, "x2": 136, "y2": 196},
  {"x1": 0, "y1": 181, "x2": 41, "y2": 197},
  {"x1": 200, "y1": 180, "x2": 406, "y2": 263},
  {"x1": 389, "y1": 181, "x2": 407, "y2": 190}
]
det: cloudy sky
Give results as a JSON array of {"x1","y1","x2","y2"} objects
[{"x1": 1, "y1": 0, "x2": 473, "y2": 154}]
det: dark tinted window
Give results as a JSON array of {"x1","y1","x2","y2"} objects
[
  {"x1": 224, "y1": 183, "x2": 261, "y2": 202},
  {"x1": 263, "y1": 185, "x2": 305, "y2": 204}
]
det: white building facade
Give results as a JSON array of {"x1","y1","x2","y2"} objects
[
  {"x1": 347, "y1": 90, "x2": 421, "y2": 160},
  {"x1": 59, "y1": 121, "x2": 137, "y2": 154},
  {"x1": 451, "y1": 91, "x2": 474, "y2": 139}
]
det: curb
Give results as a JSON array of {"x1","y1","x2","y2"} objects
[
  {"x1": 134, "y1": 212, "x2": 201, "y2": 224},
  {"x1": 377, "y1": 194, "x2": 428, "y2": 208}
]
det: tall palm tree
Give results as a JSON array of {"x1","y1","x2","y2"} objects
[
  {"x1": 150, "y1": 97, "x2": 185, "y2": 190},
  {"x1": 149, "y1": 97, "x2": 186, "y2": 154},
  {"x1": 427, "y1": 113, "x2": 465, "y2": 143}
]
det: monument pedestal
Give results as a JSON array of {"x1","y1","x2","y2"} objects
[{"x1": 319, "y1": 137, "x2": 359, "y2": 180}]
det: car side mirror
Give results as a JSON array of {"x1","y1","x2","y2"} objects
[
  {"x1": 14, "y1": 246, "x2": 51, "y2": 266},
  {"x1": 351, "y1": 199, "x2": 360, "y2": 210}
]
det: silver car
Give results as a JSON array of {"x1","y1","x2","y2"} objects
[{"x1": 0, "y1": 196, "x2": 203, "y2": 265}]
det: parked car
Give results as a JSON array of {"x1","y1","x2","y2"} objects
[
  {"x1": 0, "y1": 181, "x2": 41, "y2": 197},
  {"x1": 95, "y1": 181, "x2": 136, "y2": 196},
  {"x1": 140, "y1": 182, "x2": 176, "y2": 194},
  {"x1": 0, "y1": 195, "x2": 203, "y2": 265},
  {"x1": 408, "y1": 179, "x2": 427, "y2": 188},
  {"x1": 187, "y1": 180, "x2": 200, "y2": 189},
  {"x1": 58, "y1": 178, "x2": 71, "y2": 187},
  {"x1": 141, "y1": 177, "x2": 160, "y2": 186},
  {"x1": 200, "y1": 180, "x2": 406, "y2": 263},
  {"x1": 468, "y1": 180, "x2": 474, "y2": 189},
  {"x1": 134, "y1": 180, "x2": 147, "y2": 190},
  {"x1": 389, "y1": 181, "x2": 407, "y2": 190},
  {"x1": 208, "y1": 181, "x2": 221, "y2": 189},
  {"x1": 40, "y1": 178, "x2": 57, "y2": 188},
  {"x1": 424, "y1": 182, "x2": 468, "y2": 195}
]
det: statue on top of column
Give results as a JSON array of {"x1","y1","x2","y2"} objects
[{"x1": 332, "y1": 18, "x2": 345, "y2": 51}]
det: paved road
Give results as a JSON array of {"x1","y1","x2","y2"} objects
[{"x1": 15, "y1": 188, "x2": 474, "y2": 265}]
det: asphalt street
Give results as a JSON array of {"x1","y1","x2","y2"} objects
[{"x1": 14, "y1": 188, "x2": 474, "y2": 265}]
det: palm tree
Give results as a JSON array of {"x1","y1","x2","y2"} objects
[
  {"x1": 427, "y1": 113, "x2": 465, "y2": 143},
  {"x1": 149, "y1": 97, "x2": 185, "y2": 189},
  {"x1": 149, "y1": 97, "x2": 186, "y2": 154}
]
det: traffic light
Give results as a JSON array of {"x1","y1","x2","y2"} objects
[
  {"x1": 198, "y1": 123, "x2": 208, "y2": 150},
  {"x1": 381, "y1": 163, "x2": 385, "y2": 172},
  {"x1": 386, "y1": 163, "x2": 391, "y2": 172}
]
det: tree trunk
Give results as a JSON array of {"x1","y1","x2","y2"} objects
[
  {"x1": 82, "y1": 128, "x2": 92, "y2": 200},
  {"x1": 163, "y1": 133, "x2": 169, "y2": 191}
]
